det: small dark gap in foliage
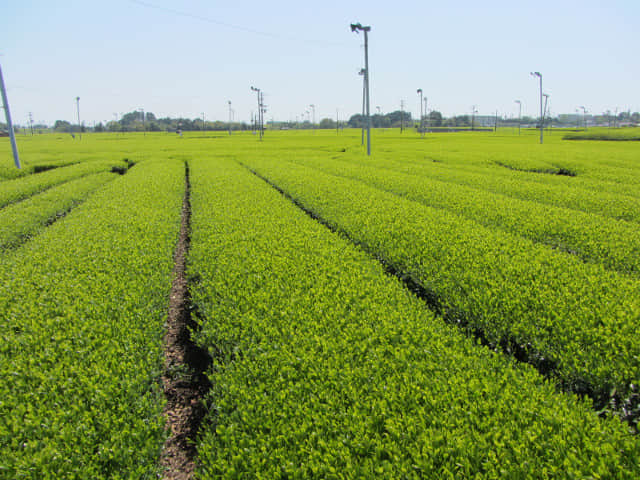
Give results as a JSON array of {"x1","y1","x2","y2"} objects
[
  {"x1": 110, "y1": 158, "x2": 136, "y2": 175},
  {"x1": 242, "y1": 162, "x2": 638, "y2": 433},
  {"x1": 32, "y1": 165, "x2": 60, "y2": 174},
  {"x1": 494, "y1": 161, "x2": 577, "y2": 177}
]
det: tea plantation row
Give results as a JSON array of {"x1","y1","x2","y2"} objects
[
  {"x1": 241, "y1": 156, "x2": 640, "y2": 408},
  {"x1": 187, "y1": 157, "x2": 639, "y2": 478}
]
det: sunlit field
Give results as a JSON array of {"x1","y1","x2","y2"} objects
[{"x1": 2, "y1": 128, "x2": 640, "y2": 478}]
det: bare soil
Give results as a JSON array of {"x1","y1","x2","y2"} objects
[{"x1": 161, "y1": 163, "x2": 211, "y2": 480}]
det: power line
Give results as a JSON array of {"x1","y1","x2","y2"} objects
[{"x1": 129, "y1": 0, "x2": 349, "y2": 47}]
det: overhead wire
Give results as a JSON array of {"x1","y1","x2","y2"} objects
[{"x1": 128, "y1": 0, "x2": 350, "y2": 48}]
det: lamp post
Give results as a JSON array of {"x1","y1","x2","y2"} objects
[
  {"x1": 309, "y1": 104, "x2": 316, "y2": 133},
  {"x1": 417, "y1": 89, "x2": 423, "y2": 136},
  {"x1": 201, "y1": 112, "x2": 206, "y2": 134},
  {"x1": 351, "y1": 23, "x2": 371, "y2": 155},
  {"x1": 228, "y1": 101, "x2": 232, "y2": 135},
  {"x1": 543, "y1": 94, "x2": 550, "y2": 131},
  {"x1": 530, "y1": 71, "x2": 543, "y2": 143},
  {"x1": 514, "y1": 100, "x2": 522, "y2": 136}
]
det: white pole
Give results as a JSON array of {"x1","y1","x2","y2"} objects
[{"x1": 0, "y1": 64, "x2": 21, "y2": 168}]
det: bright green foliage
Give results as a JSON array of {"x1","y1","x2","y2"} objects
[
  {"x1": 241, "y1": 157, "x2": 640, "y2": 403},
  {"x1": 564, "y1": 128, "x2": 640, "y2": 141},
  {"x1": 352, "y1": 154, "x2": 640, "y2": 223},
  {"x1": 0, "y1": 159, "x2": 184, "y2": 478},
  {"x1": 283, "y1": 155, "x2": 640, "y2": 276},
  {"x1": 0, "y1": 172, "x2": 116, "y2": 250},
  {"x1": 189, "y1": 158, "x2": 639, "y2": 479},
  {"x1": 0, "y1": 160, "x2": 121, "y2": 209}
]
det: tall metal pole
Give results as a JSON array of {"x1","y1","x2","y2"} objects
[
  {"x1": 531, "y1": 71, "x2": 543, "y2": 143},
  {"x1": 251, "y1": 86, "x2": 262, "y2": 140},
  {"x1": 201, "y1": 112, "x2": 205, "y2": 134},
  {"x1": 515, "y1": 100, "x2": 521, "y2": 136},
  {"x1": 580, "y1": 105, "x2": 587, "y2": 130},
  {"x1": 0, "y1": 64, "x2": 20, "y2": 168},
  {"x1": 310, "y1": 104, "x2": 315, "y2": 133},
  {"x1": 471, "y1": 105, "x2": 477, "y2": 131},
  {"x1": 363, "y1": 27, "x2": 371, "y2": 156},
  {"x1": 76, "y1": 96, "x2": 82, "y2": 139},
  {"x1": 424, "y1": 97, "x2": 428, "y2": 133},
  {"x1": 260, "y1": 91, "x2": 265, "y2": 139},
  {"x1": 400, "y1": 100, "x2": 404, "y2": 133},
  {"x1": 228, "y1": 101, "x2": 232, "y2": 135},
  {"x1": 417, "y1": 89, "x2": 423, "y2": 136},
  {"x1": 359, "y1": 68, "x2": 366, "y2": 145}
]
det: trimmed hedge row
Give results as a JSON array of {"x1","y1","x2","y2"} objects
[
  {"x1": 0, "y1": 159, "x2": 184, "y2": 478},
  {"x1": 242, "y1": 157, "x2": 640, "y2": 407},
  {"x1": 188, "y1": 158, "x2": 639, "y2": 478},
  {"x1": 0, "y1": 172, "x2": 115, "y2": 250}
]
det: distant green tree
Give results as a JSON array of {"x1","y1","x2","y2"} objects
[
  {"x1": 319, "y1": 118, "x2": 336, "y2": 129},
  {"x1": 428, "y1": 111, "x2": 443, "y2": 127},
  {"x1": 53, "y1": 120, "x2": 72, "y2": 132}
]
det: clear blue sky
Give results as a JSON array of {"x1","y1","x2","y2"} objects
[{"x1": 2, "y1": 0, "x2": 638, "y2": 126}]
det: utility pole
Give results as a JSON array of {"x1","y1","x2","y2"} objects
[
  {"x1": 260, "y1": 91, "x2": 266, "y2": 138},
  {"x1": 471, "y1": 105, "x2": 478, "y2": 131},
  {"x1": 76, "y1": 96, "x2": 81, "y2": 139},
  {"x1": 543, "y1": 95, "x2": 550, "y2": 132},
  {"x1": 228, "y1": 101, "x2": 232, "y2": 135},
  {"x1": 417, "y1": 89, "x2": 423, "y2": 136},
  {"x1": 530, "y1": 71, "x2": 543, "y2": 143},
  {"x1": 351, "y1": 23, "x2": 371, "y2": 155},
  {"x1": 359, "y1": 68, "x2": 366, "y2": 145},
  {"x1": 28, "y1": 112, "x2": 34, "y2": 136},
  {"x1": 494, "y1": 110, "x2": 498, "y2": 132},
  {"x1": 515, "y1": 100, "x2": 522, "y2": 135},
  {"x1": 424, "y1": 97, "x2": 428, "y2": 133},
  {"x1": 309, "y1": 104, "x2": 316, "y2": 133},
  {"x1": 0, "y1": 63, "x2": 20, "y2": 168},
  {"x1": 251, "y1": 86, "x2": 263, "y2": 140},
  {"x1": 400, "y1": 100, "x2": 404, "y2": 133},
  {"x1": 579, "y1": 105, "x2": 587, "y2": 130}
]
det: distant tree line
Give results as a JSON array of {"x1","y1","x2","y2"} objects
[{"x1": 20, "y1": 109, "x2": 640, "y2": 134}]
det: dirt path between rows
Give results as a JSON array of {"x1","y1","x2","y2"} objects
[{"x1": 161, "y1": 162, "x2": 212, "y2": 479}]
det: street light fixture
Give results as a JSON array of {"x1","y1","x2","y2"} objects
[
  {"x1": 351, "y1": 23, "x2": 371, "y2": 155},
  {"x1": 514, "y1": 100, "x2": 522, "y2": 136},
  {"x1": 530, "y1": 71, "x2": 543, "y2": 143},
  {"x1": 471, "y1": 105, "x2": 478, "y2": 131}
]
